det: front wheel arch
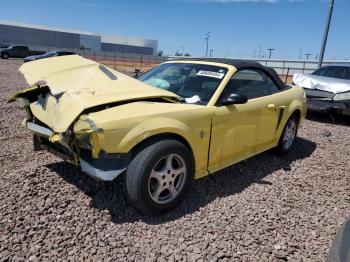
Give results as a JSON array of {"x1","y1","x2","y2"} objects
[
  {"x1": 291, "y1": 109, "x2": 301, "y2": 128},
  {"x1": 130, "y1": 132, "x2": 196, "y2": 171}
]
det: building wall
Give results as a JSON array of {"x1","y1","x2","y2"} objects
[
  {"x1": 0, "y1": 24, "x2": 80, "y2": 49},
  {"x1": 0, "y1": 21, "x2": 158, "y2": 55},
  {"x1": 101, "y1": 34, "x2": 157, "y2": 55},
  {"x1": 101, "y1": 42, "x2": 154, "y2": 55},
  {"x1": 79, "y1": 35, "x2": 101, "y2": 51}
]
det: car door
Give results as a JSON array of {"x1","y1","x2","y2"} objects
[
  {"x1": 11, "y1": 46, "x2": 20, "y2": 57},
  {"x1": 208, "y1": 69, "x2": 281, "y2": 173}
]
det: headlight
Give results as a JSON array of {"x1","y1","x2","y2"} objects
[{"x1": 333, "y1": 92, "x2": 350, "y2": 101}]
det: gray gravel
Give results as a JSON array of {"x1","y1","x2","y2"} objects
[{"x1": 0, "y1": 59, "x2": 349, "y2": 262}]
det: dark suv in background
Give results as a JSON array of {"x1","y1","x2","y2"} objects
[{"x1": 0, "y1": 45, "x2": 30, "y2": 59}]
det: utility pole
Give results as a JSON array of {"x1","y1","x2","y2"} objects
[
  {"x1": 305, "y1": 53, "x2": 312, "y2": 60},
  {"x1": 318, "y1": 0, "x2": 335, "y2": 68},
  {"x1": 267, "y1": 48, "x2": 275, "y2": 59},
  {"x1": 258, "y1": 46, "x2": 262, "y2": 58},
  {"x1": 205, "y1": 32, "x2": 210, "y2": 58},
  {"x1": 209, "y1": 49, "x2": 214, "y2": 57}
]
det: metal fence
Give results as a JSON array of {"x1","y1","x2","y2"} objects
[
  {"x1": 242, "y1": 58, "x2": 350, "y2": 75},
  {"x1": 26, "y1": 45, "x2": 168, "y2": 75},
  {"x1": 22, "y1": 45, "x2": 350, "y2": 80}
]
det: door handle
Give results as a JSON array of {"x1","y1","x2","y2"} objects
[{"x1": 267, "y1": 104, "x2": 277, "y2": 109}]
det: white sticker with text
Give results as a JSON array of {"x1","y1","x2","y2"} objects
[{"x1": 197, "y1": 70, "x2": 225, "y2": 79}]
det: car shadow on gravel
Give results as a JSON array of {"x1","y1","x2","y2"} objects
[
  {"x1": 306, "y1": 111, "x2": 350, "y2": 127},
  {"x1": 46, "y1": 137, "x2": 316, "y2": 225}
]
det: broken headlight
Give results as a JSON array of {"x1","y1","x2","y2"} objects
[
  {"x1": 333, "y1": 92, "x2": 350, "y2": 101},
  {"x1": 75, "y1": 132, "x2": 92, "y2": 150}
]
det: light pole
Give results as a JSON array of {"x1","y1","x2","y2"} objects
[
  {"x1": 318, "y1": 0, "x2": 335, "y2": 68},
  {"x1": 305, "y1": 53, "x2": 312, "y2": 60},
  {"x1": 267, "y1": 48, "x2": 275, "y2": 59},
  {"x1": 205, "y1": 32, "x2": 210, "y2": 57},
  {"x1": 258, "y1": 46, "x2": 262, "y2": 58},
  {"x1": 210, "y1": 49, "x2": 214, "y2": 57}
]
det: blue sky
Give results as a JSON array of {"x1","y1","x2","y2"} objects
[{"x1": 1, "y1": 0, "x2": 349, "y2": 59}]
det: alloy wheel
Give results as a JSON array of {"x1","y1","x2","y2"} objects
[
  {"x1": 282, "y1": 120, "x2": 296, "y2": 150},
  {"x1": 148, "y1": 153, "x2": 187, "y2": 204}
]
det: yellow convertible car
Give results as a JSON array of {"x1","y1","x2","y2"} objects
[{"x1": 10, "y1": 55, "x2": 306, "y2": 214}]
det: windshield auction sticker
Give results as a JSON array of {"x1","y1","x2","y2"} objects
[{"x1": 197, "y1": 70, "x2": 225, "y2": 79}]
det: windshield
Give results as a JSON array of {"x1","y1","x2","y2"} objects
[
  {"x1": 137, "y1": 63, "x2": 228, "y2": 105},
  {"x1": 312, "y1": 66, "x2": 350, "y2": 80}
]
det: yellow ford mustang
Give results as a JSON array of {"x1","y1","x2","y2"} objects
[{"x1": 10, "y1": 55, "x2": 306, "y2": 214}]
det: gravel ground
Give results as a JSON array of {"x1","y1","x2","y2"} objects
[{"x1": 0, "y1": 59, "x2": 349, "y2": 262}]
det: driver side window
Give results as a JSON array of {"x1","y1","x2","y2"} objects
[{"x1": 223, "y1": 69, "x2": 280, "y2": 100}]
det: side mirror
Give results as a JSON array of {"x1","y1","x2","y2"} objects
[{"x1": 221, "y1": 93, "x2": 248, "y2": 106}]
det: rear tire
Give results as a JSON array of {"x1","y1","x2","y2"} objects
[
  {"x1": 1, "y1": 53, "x2": 9, "y2": 59},
  {"x1": 125, "y1": 139, "x2": 194, "y2": 215},
  {"x1": 274, "y1": 115, "x2": 298, "y2": 155}
]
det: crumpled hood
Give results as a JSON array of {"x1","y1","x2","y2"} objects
[
  {"x1": 293, "y1": 73, "x2": 350, "y2": 94},
  {"x1": 11, "y1": 55, "x2": 178, "y2": 133}
]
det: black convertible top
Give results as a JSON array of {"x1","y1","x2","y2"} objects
[{"x1": 172, "y1": 58, "x2": 286, "y2": 89}]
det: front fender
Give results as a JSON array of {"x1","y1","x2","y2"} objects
[
  {"x1": 92, "y1": 116, "x2": 211, "y2": 178},
  {"x1": 117, "y1": 117, "x2": 193, "y2": 152}
]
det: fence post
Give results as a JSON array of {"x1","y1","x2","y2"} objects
[
  {"x1": 114, "y1": 53, "x2": 116, "y2": 70},
  {"x1": 302, "y1": 62, "x2": 306, "y2": 73},
  {"x1": 285, "y1": 67, "x2": 290, "y2": 84}
]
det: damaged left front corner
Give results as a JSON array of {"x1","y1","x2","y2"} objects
[{"x1": 74, "y1": 115, "x2": 104, "y2": 159}]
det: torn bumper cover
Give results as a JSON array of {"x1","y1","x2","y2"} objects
[
  {"x1": 307, "y1": 97, "x2": 350, "y2": 114},
  {"x1": 303, "y1": 89, "x2": 350, "y2": 115},
  {"x1": 29, "y1": 121, "x2": 129, "y2": 181},
  {"x1": 79, "y1": 153, "x2": 130, "y2": 181}
]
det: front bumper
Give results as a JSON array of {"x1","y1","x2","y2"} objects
[
  {"x1": 29, "y1": 121, "x2": 129, "y2": 181},
  {"x1": 307, "y1": 97, "x2": 350, "y2": 116}
]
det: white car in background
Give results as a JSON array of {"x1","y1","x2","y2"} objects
[{"x1": 293, "y1": 64, "x2": 350, "y2": 116}]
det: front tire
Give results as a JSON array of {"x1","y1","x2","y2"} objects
[
  {"x1": 274, "y1": 115, "x2": 298, "y2": 155},
  {"x1": 125, "y1": 139, "x2": 194, "y2": 215}
]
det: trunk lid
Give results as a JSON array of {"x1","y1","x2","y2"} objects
[{"x1": 10, "y1": 55, "x2": 179, "y2": 133}]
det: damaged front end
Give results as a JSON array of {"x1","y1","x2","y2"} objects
[
  {"x1": 11, "y1": 91, "x2": 130, "y2": 181},
  {"x1": 293, "y1": 73, "x2": 350, "y2": 115},
  {"x1": 73, "y1": 116, "x2": 131, "y2": 181},
  {"x1": 9, "y1": 55, "x2": 179, "y2": 181}
]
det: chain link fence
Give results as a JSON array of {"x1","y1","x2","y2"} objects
[{"x1": 242, "y1": 58, "x2": 350, "y2": 83}]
